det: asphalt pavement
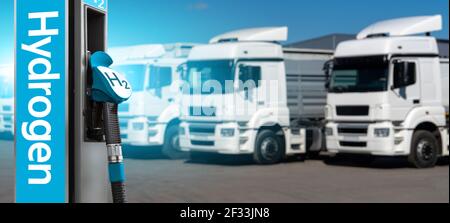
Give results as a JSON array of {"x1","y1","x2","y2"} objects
[{"x1": 1, "y1": 140, "x2": 448, "y2": 203}]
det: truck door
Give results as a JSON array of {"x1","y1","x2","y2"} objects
[
  {"x1": 389, "y1": 58, "x2": 421, "y2": 121},
  {"x1": 236, "y1": 62, "x2": 262, "y2": 118},
  {"x1": 149, "y1": 65, "x2": 173, "y2": 101}
]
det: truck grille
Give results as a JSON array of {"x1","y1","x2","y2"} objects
[
  {"x1": 191, "y1": 140, "x2": 215, "y2": 146},
  {"x1": 2, "y1": 105, "x2": 12, "y2": 112},
  {"x1": 120, "y1": 121, "x2": 128, "y2": 129},
  {"x1": 340, "y1": 141, "x2": 367, "y2": 147},
  {"x1": 118, "y1": 116, "x2": 132, "y2": 129},
  {"x1": 189, "y1": 126, "x2": 216, "y2": 135},
  {"x1": 189, "y1": 106, "x2": 216, "y2": 117},
  {"x1": 3, "y1": 116, "x2": 13, "y2": 122},
  {"x1": 338, "y1": 127, "x2": 368, "y2": 135},
  {"x1": 337, "y1": 124, "x2": 369, "y2": 136},
  {"x1": 336, "y1": 106, "x2": 369, "y2": 116}
]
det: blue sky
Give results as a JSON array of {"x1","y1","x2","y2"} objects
[{"x1": 0, "y1": 0, "x2": 449, "y2": 65}]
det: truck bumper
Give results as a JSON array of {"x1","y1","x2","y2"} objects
[
  {"x1": 179, "y1": 122, "x2": 255, "y2": 155},
  {"x1": 121, "y1": 117, "x2": 166, "y2": 147},
  {"x1": 326, "y1": 122, "x2": 410, "y2": 156}
]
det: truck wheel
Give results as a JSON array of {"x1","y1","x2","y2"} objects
[
  {"x1": 408, "y1": 130, "x2": 439, "y2": 168},
  {"x1": 254, "y1": 130, "x2": 284, "y2": 165},
  {"x1": 162, "y1": 125, "x2": 187, "y2": 160}
]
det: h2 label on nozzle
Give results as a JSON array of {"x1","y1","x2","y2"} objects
[
  {"x1": 90, "y1": 52, "x2": 132, "y2": 104},
  {"x1": 97, "y1": 66, "x2": 132, "y2": 100}
]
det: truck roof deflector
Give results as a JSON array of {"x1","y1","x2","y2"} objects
[
  {"x1": 210, "y1": 27, "x2": 288, "y2": 44},
  {"x1": 357, "y1": 15, "x2": 442, "y2": 40},
  {"x1": 108, "y1": 44, "x2": 166, "y2": 61}
]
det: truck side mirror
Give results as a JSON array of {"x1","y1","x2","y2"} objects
[
  {"x1": 323, "y1": 60, "x2": 334, "y2": 90},
  {"x1": 177, "y1": 63, "x2": 187, "y2": 80},
  {"x1": 393, "y1": 61, "x2": 416, "y2": 89}
]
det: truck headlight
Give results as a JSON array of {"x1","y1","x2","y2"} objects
[
  {"x1": 240, "y1": 136, "x2": 249, "y2": 145},
  {"x1": 148, "y1": 129, "x2": 158, "y2": 137},
  {"x1": 325, "y1": 127, "x2": 334, "y2": 136},
  {"x1": 132, "y1": 122, "x2": 145, "y2": 131},
  {"x1": 221, "y1": 128, "x2": 235, "y2": 137},
  {"x1": 374, "y1": 128, "x2": 390, "y2": 137}
]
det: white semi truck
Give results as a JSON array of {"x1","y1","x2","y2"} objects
[
  {"x1": 110, "y1": 43, "x2": 196, "y2": 158},
  {"x1": 0, "y1": 64, "x2": 14, "y2": 136},
  {"x1": 325, "y1": 15, "x2": 449, "y2": 168},
  {"x1": 179, "y1": 27, "x2": 333, "y2": 164}
]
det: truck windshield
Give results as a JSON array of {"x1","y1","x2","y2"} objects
[
  {"x1": 183, "y1": 60, "x2": 235, "y2": 95},
  {"x1": 112, "y1": 64, "x2": 146, "y2": 92},
  {"x1": 148, "y1": 66, "x2": 172, "y2": 89},
  {"x1": 0, "y1": 76, "x2": 13, "y2": 98},
  {"x1": 329, "y1": 56, "x2": 389, "y2": 93}
]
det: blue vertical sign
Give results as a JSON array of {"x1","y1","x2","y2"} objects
[
  {"x1": 84, "y1": 0, "x2": 108, "y2": 11},
  {"x1": 15, "y1": 0, "x2": 67, "y2": 203}
]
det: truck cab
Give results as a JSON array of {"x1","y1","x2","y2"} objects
[
  {"x1": 179, "y1": 27, "x2": 332, "y2": 164},
  {"x1": 0, "y1": 65, "x2": 14, "y2": 136},
  {"x1": 325, "y1": 15, "x2": 449, "y2": 168},
  {"x1": 110, "y1": 44, "x2": 196, "y2": 158}
]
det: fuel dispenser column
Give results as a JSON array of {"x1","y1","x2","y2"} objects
[
  {"x1": 15, "y1": 0, "x2": 112, "y2": 203},
  {"x1": 71, "y1": 0, "x2": 113, "y2": 203}
]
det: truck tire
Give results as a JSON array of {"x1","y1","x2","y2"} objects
[
  {"x1": 408, "y1": 130, "x2": 439, "y2": 168},
  {"x1": 254, "y1": 130, "x2": 284, "y2": 165},
  {"x1": 162, "y1": 125, "x2": 187, "y2": 160}
]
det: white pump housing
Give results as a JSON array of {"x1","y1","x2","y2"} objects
[
  {"x1": 357, "y1": 15, "x2": 442, "y2": 39},
  {"x1": 209, "y1": 27, "x2": 288, "y2": 44}
]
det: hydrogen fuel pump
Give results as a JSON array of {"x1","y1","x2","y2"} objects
[
  {"x1": 15, "y1": 0, "x2": 128, "y2": 203},
  {"x1": 89, "y1": 52, "x2": 132, "y2": 203}
]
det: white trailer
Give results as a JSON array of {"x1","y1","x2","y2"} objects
[
  {"x1": 179, "y1": 27, "x2": 333, "y2": 164},
  {"x1": 325, "y1": 15, "x2": 449, "y2": 168},
  {"x1": 109, "y1": 43, "x2": 197, "y2": 158},
  {"x1": 0, "y1": 64, "x2": 14, "y2": 136}
]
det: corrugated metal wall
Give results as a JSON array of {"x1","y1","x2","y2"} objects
[{"x1": 285, "y1": 58, "x2": 330, "y2": 120}]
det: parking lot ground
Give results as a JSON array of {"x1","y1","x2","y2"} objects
[
  {"x1": 124, "y1": 146, "x2": 449, "y2": 203},
  {"x1": 1, "y1": 141, "x2": 448, "y2": 203},
  {"x1": 0, "y1": 140, "x2": 14, "y2": 203}
]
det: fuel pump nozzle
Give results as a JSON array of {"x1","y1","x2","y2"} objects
[{"x1": 89, "y1": 52, "x2": 132, "y2": 203}]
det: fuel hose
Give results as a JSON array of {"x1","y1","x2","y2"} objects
[{"x1": 103, "y1": 102, "x2": 127, "y2": 203}]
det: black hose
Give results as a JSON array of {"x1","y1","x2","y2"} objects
[
  {"x1": 111, "y1": 182, "x2": 127, "y2": 203},
  {"x1": 103, "y1": 103, "x2": 121, "y2": 145},
  {"x1": 103, "y1": 103, "x2": 127, "y2": 203}
]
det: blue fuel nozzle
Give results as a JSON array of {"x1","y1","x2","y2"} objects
[{"x1": 90, "y1": 51, "x2": 132, "y2": 104}]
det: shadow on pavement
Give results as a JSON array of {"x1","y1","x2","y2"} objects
[
  {"x1": 437, "y1": 157, "x2": 449, "y2": 166},
  {"x1": 185, "y1": 152, "x2": 257, "y2": 166},
  {"x1": 122, "y1": 144, "x2": 450, "y2": 169},
  {"x1": 186, "y1": 152, "x2": 310, "y2": 166},
  {"x1": 323, "y1": 153, "x2": 450, "y2": 169}
]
